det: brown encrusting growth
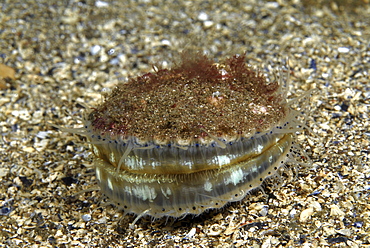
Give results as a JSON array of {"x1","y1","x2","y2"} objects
[{"x1": 90, "y1": 53, "x2": 287, "y2": 144}]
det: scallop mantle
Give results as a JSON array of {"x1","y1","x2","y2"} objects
[{"x1": 82, "y1": 53, "x2": 305, "y2": 219}]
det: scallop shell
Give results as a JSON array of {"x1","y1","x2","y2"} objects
[{"x1": 76, "y1": 53, "x2": 308, "y2": 222}]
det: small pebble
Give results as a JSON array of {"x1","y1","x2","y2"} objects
[
  {"x1": 95, "y1": 0, "x2": 109, "y2": 8},
  {"x1": 353, "y1": 221, "x2": 363, "y2": 228},
  {"x1": 184, "y1": 227, "x2": 197, "y2": 239},
  {"x1": 82, "y1": 214, "x2": 92, "y2": 222},
  {"x1": 91, "y1": 45, "x2": 102, "y2": 55},
  {"x1": 197, "y1": 12, "x2": 209, "y2": 21},
  {"x1": 330, "y1": 205, "x2": 345, "y2": 217},
  {"x1": 338, "y1": 47, "x2": 350, "y2": 53},
  {"x1": 300, "y1": 207, "x2": 314, "y2": 222}
]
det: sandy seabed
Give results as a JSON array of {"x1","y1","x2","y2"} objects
[{"x1": 0, "y1": 0, "x2": 369, "y2": 247}]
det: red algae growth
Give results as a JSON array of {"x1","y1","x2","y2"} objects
[
  {"x1": 90, "y1": 53, "x2": 285, "y2": 144},
  {"x1": 70, "y1": 52, "x2": 308, "y2": 225}
]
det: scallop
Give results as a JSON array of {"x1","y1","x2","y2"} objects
[{"x1": 74, "y1": 53, "x2": 308, "y2": 223}]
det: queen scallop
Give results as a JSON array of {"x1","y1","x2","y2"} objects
[{"x1": 74, "y1": 53, "x2": 308, "y2": 221}]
